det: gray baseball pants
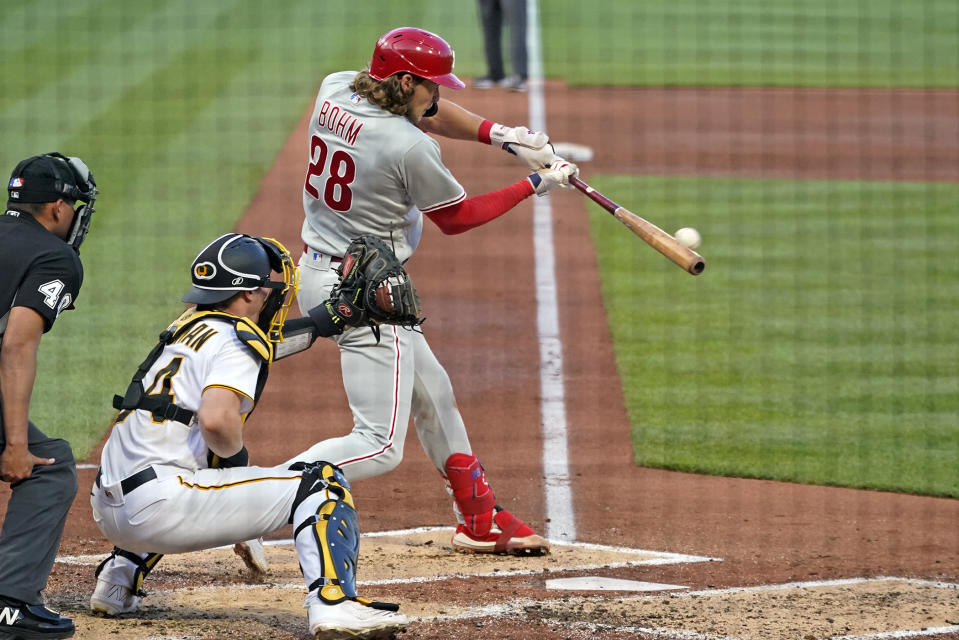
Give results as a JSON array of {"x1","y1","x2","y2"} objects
[{"x1": 0, "y1": 416, "x2": 77, "y2": 605}]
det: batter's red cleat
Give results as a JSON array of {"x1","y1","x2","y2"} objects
[{"x1": 451, "y1": 506, "x2": 550, "y2": 556}]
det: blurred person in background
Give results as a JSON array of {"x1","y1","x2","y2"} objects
[{"x1": 473, "y1": 0, "x2": 529, "y2": 91}]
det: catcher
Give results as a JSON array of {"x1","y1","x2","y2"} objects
[{"x1": 89, "y1": 233, "x2": 418, "y2": 639}]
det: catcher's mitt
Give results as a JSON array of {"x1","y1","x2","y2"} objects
[{"x1": 328, "y1": 236, "x2": 424, "y2": 334}]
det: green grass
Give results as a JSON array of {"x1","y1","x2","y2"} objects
[
  {"x1": 588, "y1": 176, "x2": 959, "y2": 496},
  {"x1": 544, "y1": 0, "x2": 959, "y2": 86}
]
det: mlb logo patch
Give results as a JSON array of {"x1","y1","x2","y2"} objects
[
  {"x1": 9, "y1": 177, "x2": 23, "y2": 188},
  {"x1": 349, "y1": 92, "x2": 362, "y2": 104}
]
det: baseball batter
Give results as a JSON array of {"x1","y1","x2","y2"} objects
[
  {"x1": 291, "y1": 27, "x2": 577, "y2": 555},
  {"x1": 89, "y1": 233, "x2": 409, "y2": 639}
]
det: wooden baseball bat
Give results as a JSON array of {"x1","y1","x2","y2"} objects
[{"x1": 569, "y1": 176, "x2": 706, "y2": 275}]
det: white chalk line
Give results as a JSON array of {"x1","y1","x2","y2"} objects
[
  {"x1": 361, "y1": 525, "x2": 717, "y2": 561},
  {"x1": 526, "y1": 0, "x2": 576, "y2": 543},
  {"x1": 58, "y1": 527, "x2": 715, "y2": 582},
  {"x1": 678, "y1": 575, "x2": 959, "y2": 599}
]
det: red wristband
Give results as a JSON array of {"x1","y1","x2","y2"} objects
[{"x1": 478, "y1": 119, "x2": 494, "y2": 145}]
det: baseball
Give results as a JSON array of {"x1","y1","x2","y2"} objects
[{"x1": 674, "y1": 227, "x2": 701, "y2": 249}]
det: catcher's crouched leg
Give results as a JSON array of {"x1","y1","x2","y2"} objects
[
  {"x1": 445, "y1": 453, "x2": 550, "y2": 556},
  {"x1": 90, "y1": 548, "x2": 163, "y2": 616},
  {"x1": 205, "y1": 448, "x2": 270, "y2": 579},
  {"x1": 289, "y1": 461, "x2": 408, "y2": 638}
]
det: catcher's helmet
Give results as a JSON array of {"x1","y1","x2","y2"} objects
[
  {"x1": 368, "y1": 27, "x2": 465, "y2": 89},
  {"x1": 182, "y1": 233, "x2": 299, "y2": 342},
  {"x1": 7, "y1": 152, "x2": 99, "y2": 253}
]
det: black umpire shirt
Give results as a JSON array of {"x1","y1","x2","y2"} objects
[{"x1": 0, "y1": 209, "x2": 83, "y2": 342}]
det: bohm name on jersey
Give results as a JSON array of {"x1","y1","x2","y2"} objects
[{"x1": 317, "y1": 101, "x2": 363, "y2": 146}]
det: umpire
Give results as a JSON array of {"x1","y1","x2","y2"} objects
[{"x1": 0, "y1": 152, "x2": 98, "y2": 639}]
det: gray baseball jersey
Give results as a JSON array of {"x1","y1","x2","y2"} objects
[{"x1": 301, "y1": 71, "x2": 465, "y2": 262}]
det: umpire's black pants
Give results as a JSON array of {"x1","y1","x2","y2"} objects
[{"x1": 0, "y1": 411, "x2": 77, "y2": 605}]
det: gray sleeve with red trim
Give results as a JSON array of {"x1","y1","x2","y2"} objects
[{"x1": 401, "y1": 137, "x2": 466, "y2": 213}]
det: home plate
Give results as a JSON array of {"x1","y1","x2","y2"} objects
[{"x1": 546, "y1": 577, "x2": 687, "y2": 592}]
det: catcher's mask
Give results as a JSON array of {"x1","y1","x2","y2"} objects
[
  {"x1": 368, "y1": 27, "x2": 465, "y2": 89},
  {"x1": 181, "y1": 233, "x2": 299, "y2": 342},
  {"x1": 7, "y1": 152, "x2": 99, "y2": 253}
]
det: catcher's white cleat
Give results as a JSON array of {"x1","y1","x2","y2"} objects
[
  {"x1": 234, "y1": 538, "x2": 269, "y2": 578},
  {"x1": 90, "y1": 578, "x2": 142, "y2": 616},
  {"x1": 307, "y1": 597, "x2": 409, "y2": 640}
]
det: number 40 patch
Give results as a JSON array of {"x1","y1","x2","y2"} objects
[
  {"x1": 38, "y1": 279, "x2": 64, "y2": 309},
  {"x1": 38, "y1": 280, "x2": 72, "y2": 317}
]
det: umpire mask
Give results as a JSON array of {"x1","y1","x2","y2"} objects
[
  {"x1": 182, "y1": 233, "x2": 299, "y2": 343},
  {"x1": 7, "y1": 152, "x2": 99, "y2": 253}
]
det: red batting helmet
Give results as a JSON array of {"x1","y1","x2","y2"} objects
[{"x1": 368, "y1": 27, "x2": 465, "y2": 89}]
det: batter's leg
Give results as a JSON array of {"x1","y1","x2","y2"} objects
[
  {"x1": 409, "y1": 331, "x2": 472, "y2": 470},
  {"x1": 289, "y1": 262, "x2": 415, "y2": 483},
  {"x1": 445, "y1": 453, "x2": 550, "y2": 556},
  {"x1": 407, "y1": 334, "x2": 549, "y2": 556}
]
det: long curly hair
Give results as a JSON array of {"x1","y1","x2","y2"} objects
[{"x1": 350, "y1": 71, "x2": 416, "y2": 117}]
